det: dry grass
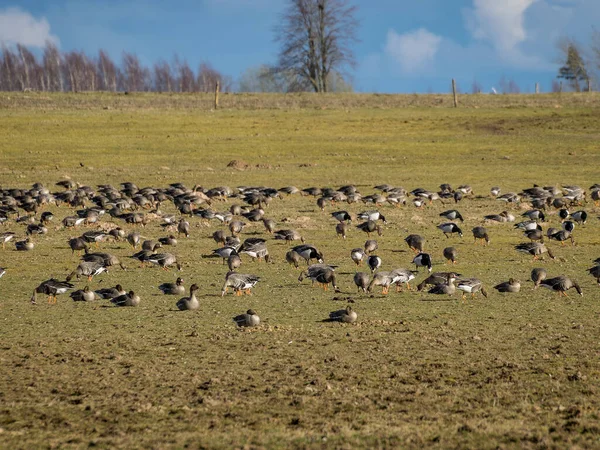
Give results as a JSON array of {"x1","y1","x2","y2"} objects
[{"x1": 0, "y1": 94, "x2": 600, "y2": 448}]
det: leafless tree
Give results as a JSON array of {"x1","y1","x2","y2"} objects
[
  {"x1": 122, "y1": 52, "x2": 149, "y2": 92},
  {"x1": 43, "y1": 42, "x2": 63, "y2": 91},
  {"x1": 197, "y1": 62, "x2": 232, "y2": 92},
  {"x1": 97, "y1": 50, "x2": 118, "y2": 92},
  {"x1": 471, "y1": 79, "x2": 482, "y2": 94},
  {"x1": 153, "y1": 59, "x2": 174, "y2": 92},
  {"x1": 174, "y1": 56, "x2": 196, "y2": 92},
  {"x1": 0, "y1": 45, "x2": 19, "y2": 91},
  {"x1": 274, "y1": 0, "x2": 358, "y2": 93}
]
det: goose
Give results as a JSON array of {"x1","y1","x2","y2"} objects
[
  {"x1": 456, "y1": 278, "x2": 488, "y2": 300},
  {"x1": 142, "y1": 240, "x2": 163, "y2": 251},
  {"x1": 242, "y1": 208, "x2": 265, "y2": 222},
  {"x1": 524, "y1": 228, "x2": 544, "y2": 242},
  {"x1": 126, "y1": 231, "x2": 142, "y2": 249},
  {"x1": 278, "y1": 186, "x2": 299, "y2": 195},
  {"x1": 417, "y1": 272, "x2": 461, "y2": 291},
  {"x1": 0, "y1": 267, "x2": 5, "y2": 278},
  {"x1": 82, "y1": 252, "x2": 126, "y2": 270},
  {"x1": 228, "y1": 220, "x2": 246, "y2": 236},
  {"x1": 177, "y1": 218, "x2": 190, "y2": 238},
  {"x1": 439, "y1": 210, "x2": 464, "y2": 222},
  {"x1": 413, "y1": 252, "x2": 432, "y2": 273},
  {"x1": 111, "y1": 291, "x2": 141, "y2": 307},
  {"x1": 562, "y1": 221, "x2": 575, "y2": 233},
  {"x1": 367, "y1": 255, "x2": 382, "y2": 273},
  {"x1": 494, "y1": 278, "x2": 521, "y2": 293},
  {"x1": 531, "y1": 268, "x2": 547, "y2": 289},
  {"x1": 15, "y1": 238, "x2": 34, "y2": 251},
  {"x1": 357, "y1": 211, "x2": 386, "y2": 223},
  {"x1": 147, "y1": 253, "x2": 181, "y2": 271},
  {"x1": 490, "y1": 186, "x2": 501, "y2": 197},
  {"x1": 298, "y1": 265, "x2": 339, "y2": 292},
  {"x1": 428, "y1": 275, "x2": 457, "y2": 296},
  {"x1": 291, "y1": 244, "x2": 324, "y2": 265},
  {"x1": 69, "y1": 237, "x2": 89, "y2": 254},
  {"x1": 25, "y1": 223, "x2": 47, "y2": 236},
  {"x1": 274, "y1": 229, "x2": 304, "y2": 243},
  {"x1": 515, "y1": 242, "x2": 555, "y2": 260},
  {"x1": 221, "y1": 271, "x2": 260, "y2": 296},
  {"x1": 356, "y1": 220, "x2": 382, "y2": 237},
  {"x1": 285, "y1": 250, "x2": 302, "y2": 268},
  {"x1": 331, "y1": 211, "x2": 352, "y2": 222},
  {"x1": 158, "y1": 235, "x2": 178, "y2": 247},
  {"x1": 233, "y1": 309, "x2": 260, "y2": 327},
  {"x1": 367, "y1": 271, "x2": 394, "y2": 294},
  {"x1": 327, "y1": 306, "x2": 357, "y2": 323},
  {"x1": 405, "y1": 234, "x2": 425, "y2": 253},
  {"x1": 437, "y1": 222, "x2": 463, "y2": 238},
  {"x1": 176, "y1": 284, "x2": 200, "y2": 310},
  {"x1": 95, "y1": 284, "x2": 126, "y2": 299},
  {"x1": 66, "y1": 260, "x2": 107, "y2": 282},
  {"x1": 262, "y1": 218, "x2": 276, "y2": 234},
  {"x1": 472, "y1": 227, "x2": 490, "y2": 245},
  {"x1": 31, "y1": 279, "x2": 74, "y2": 304},
  {"x1": 335, "y1": 222, "x2": 348, "y2": 239},
  {"x1": 159, "y1": 277, "x2": 185, "y2": 295},
  {"x1": 239, "y1": 240, "x2": 270, "y2": 263},
  {"x1": 586, "y1": 265, "x2": 600, "y2": 284},
  {"x1": 353, "y1": 272, "x2": 370, "y2": 293},
  {"x1": 364, "y1": 239, "x2": 378, "y2": 254},
  {"x1": 81, "y1": 230, "x2": 109, "y2": 246},
  {"x1": 540, "y1": 276, "x2": 582, "y2": 297},
  {"x1": 548, "y1": 229, "x2": 574, "y2": 246},
  {"x1": 390, "y1": 268, "x2": 416, "y2": 291},
  {"x1": 70, "y1": 285, "x2": 97, "y2": 302},
  {"x1": 350, "y1": 248, "x2": 366, "y2": 266},
  {"x1": 522, "y1": 210, "x2": 545, "y2": 221},
  {"x1": 228, "y1": 252, "x2": 242, "y2": 271},
  {"x1": 212, "y1": 230, "x2": 227, "y2": 246},
  {"x1": 130, "y1": 249, "x2": 153, "y2": 267},
  {"x1": 62, "y1": 216, "x2": 85, "y2": 228},
  {"x1": 514, "y1": 220, "x2": 540, "y2": 232},
  {"x1": 1, "y1": 231, "x2": 15, "y2": 249},
  {"x1": 443, "y1": 247, "x2": 457, "y2": 264},
  {"x1": 212, "y1": 247, "x2": 239, "y2": 265}
]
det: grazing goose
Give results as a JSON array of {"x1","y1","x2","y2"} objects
[
  {"x1": 494, "y1": 278, "x2": 521, "y2": 293},
  {"x1": 262, "y1": 218, "x2": 276, "y2": 234},
  {"x1": 158, "y1": 235, "x2": 178, "y2": 246},
  {"x1": 70, "y1": 285, "x2": 97, "y2": 302},
  {"x1": 15, "y1": 238, "x2": 34, "y2": 251},
  {"x1": 490, "y1": 186, "x2": 501, "y2": 197},
  {"x1": 81, "y1": 231, "x2": 109, "y2": 247},
  {"x1": 522, "y1": 209, "x2": 545, "y2": 221},
  {"x1": 1, "y1": 231, "x2": 15, "y2": 249},
  {"x1": 367, "y1": 255, "x2": 382, "y2": 273},
  {"x1": 456, "y1": 278, "x2": 488, "y2": 300},
  {"x1": 562, "y1": 220, "x2": 575, "y2": 233},
  {"x1": 439, "y1": 210, "x2": 464, "y2": 222},
  {"x1": 130, "y1": 249, "x2": 153, "y2": 267},
  {"x1": 285, "y1": 250, "x2": 302, "y2": 268},
  {"x1": 412, "y1": 252, "x2": 432, "y2": 273},
  {"x1": 228, "y1": 252, "x2": 242, "y2": 271},
  {"x1": 514, "y1": 220, "x2": 540, "y2": 232},
  {"x1": 350, "y1": 248, "x2": 366, "y2": 266},
  {"x1": 212, "y1": 247, "x2": 239, "y2": 265},
  {"x1": 531, "y1": 268, "x2": 547, "y2": 289},
  {"x1": 221, "y1": 271, "x2": 260, "y2": 296},
  {"x1": 212, "y1": 230, "x2": 227, "y2": 246},
  {"x1": 126, "y1": 231, "x2": 142, "y2": 249},
  {"x1": 354, "y1": 272, "x2": 370, "y2": 293},
  {"x1": 357, "y1": 211, "x2": 386, "y2": 223},
  {"x1": 233, "y1": 309, "x2": 260, "y2": 327},
  {"x1": 298, "y1": 265, "x2": 339, "y2": 292},
  {"x1": 95, "y1": 284, "x2": 126, "y2": 299},
  {"x1": 428, "y1": 275, "x2": 457, "y2": 296},
  {"x1": 142, "y1": 240, "x2": 163, "y2": 252},
  {"x1": 335, "y1": 222, "x2": 348, "y2": 239},
  {"x1": 242, "y1": 208, "x2": 265, "y2": 222},
  {"x1": 147, "y1": 253, "x2": 182, "y2": 271},
  {"x1": 291, "y1": 244, "x2": 324, "y2": 265},
  {"x1": 66, "y1": 260, "x2": 107, "y2": 282},
  {"x1": 331, "y1": 211, "x2": 352, "y2": 223},
  {"x1": 82, "y1": 252, "x2": 126, "y2": 270},
  {"x1": 356, "y1": 220, "x2": 382, "y2": 237},
  {"x1": 111, "y1": 291, "x2": 141, "y2": 307},
  {"x1": 437, "y1": 222, "x2": 463, "y2": 238},
  {"x1": 159, "y1": 277, "x2": 185, "y2": 295},
  {"x1": 586, "y1": 265, "x2": 600, "y2": 284},
  {"x1": 540, "y1": 276, "x2": 582, "y2": 297},
  {"x1": 472, "y1": 227, "x2": 490, "y2": 245},
  {"x1": 176, "y1": 284, "x2": 200, "y2": 310},
  {"x1": 417, "y1": 272, "x2": 461, "y2": 291},
  {"x1": 229, "y1": 220, "x2": 246, "y2": 236},
  {"x1": 367, "y1": 271, "x2": 394, "y2": 294},
  {"x1": 364, "y1": 239, "x2": 378, "y2": 254},
  {"x1": 443, "y1": 247, "x2": 457, "y2": 264},
  {"x1": 69, "y1": 237, "x2": 89, "y2": 254},
  {"x1": 515, "y1": 242, "x2": 555, "y2": 260},
  {"x1": 484, "y1": 211, "x2": 514, "y2": 223},
  {"x1": 524, "y1": 228, "x2": 544, "y2": 243},
  {"x1": 274, "y1": 229, "x2": 304, "y2": 243},
  {"x1": 239, "y1": 240, "x2": 270, "y2": 263},
  {"x1": 178, "y1": 219, "x2": 190, "y2": 238},
  {"x1": 569, "y1": 210, "x2": 587, "y2": 225},
  {"x1": 327, "y1": 306, "x2": 357, "y2": 323},
  {"x1": 548, "y1": 229, "x2": 574, "y2": 246},
  {"x1": 404, "y1": 234, "x2": 425, "y2": 253},
  {"x1": 62, "y1": 216, "x2": 85, "y2": 228},
  {"x1": 32, "y1": 279, "x2": 74, "y2": 304},
  {"x1": 390, "y1": 268, "x2": 416, "y2": 291}
]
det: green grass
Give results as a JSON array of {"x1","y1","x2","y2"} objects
[{"x1": 1, "y1": 93, "x2": 600, "y2": 448}]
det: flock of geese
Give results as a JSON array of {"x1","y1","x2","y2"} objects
[{"x1": 1, "y1": 180, "x2": 598, "y2": 327}]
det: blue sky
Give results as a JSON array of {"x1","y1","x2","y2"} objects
[{"x1": 0, "y1": 0, "x2": 599, "y2": 93}]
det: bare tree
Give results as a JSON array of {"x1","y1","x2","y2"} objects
[
  {"x1": 0, "y1": 45, "x2": 18, "y2": 91},
  {"x1": 43, "y1": 42, "x2": 63, "y2": 91},
  {"x1": 197, "y1": 62, "x2": 231, "y2": 93},
  {"x1": 122, "y1": 52, "x2": 149, "y2": 92},
  {"x1": 274, "y1": 0, "x2": 358, "y2": 93},
  {"x1": 153, "y1": 59, "x2": 174, "y2": 92},
  {"x1": 174, "y1": 57, "x2": 196, "y2": 92},
  {"x1": 98, "y1": 50, "x2": 118, "y2": 92}
]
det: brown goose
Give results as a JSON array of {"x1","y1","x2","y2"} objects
[
  {"x1": 494, "y1": 278, "x2": 520, "y2": 293},
  {"x1": 540, "y1": 276, "x2": 582, "y2": 297}
]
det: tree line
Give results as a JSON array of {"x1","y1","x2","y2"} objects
[{"x1": 0, "y1": 42, "x2": 233, "y2": 93}]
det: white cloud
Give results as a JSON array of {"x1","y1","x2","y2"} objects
[
  {"x1": 0, "y1": 7, "x2": 58, "y2": 47},
  {"x1": 464, "y1": 0, "x2": 537, "y2": 59},
  {"x1": 385, "y1": 28, "x2": 442, "y2": 74}
]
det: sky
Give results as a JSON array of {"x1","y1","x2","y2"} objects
[{"x1": 0, "y1": 0, "x2": 599, "y2": 93}]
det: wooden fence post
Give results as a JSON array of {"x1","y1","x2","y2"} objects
[
  {"x1": 214, "y1": 81, "x2": 220, "y2": 109},
  {"x1": 535, "y1": 83, "x2": 539, "y2": 94},
  {"x1": 452, "y1": 79, "x2": 458, "y2": 108},
  {"x1": 559, "y1": 81, "x2": 563, "y2": 93}
]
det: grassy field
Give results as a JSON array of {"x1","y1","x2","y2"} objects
[{"x1": 1, "y1": 93, "x2": 600, "y2": 449}]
